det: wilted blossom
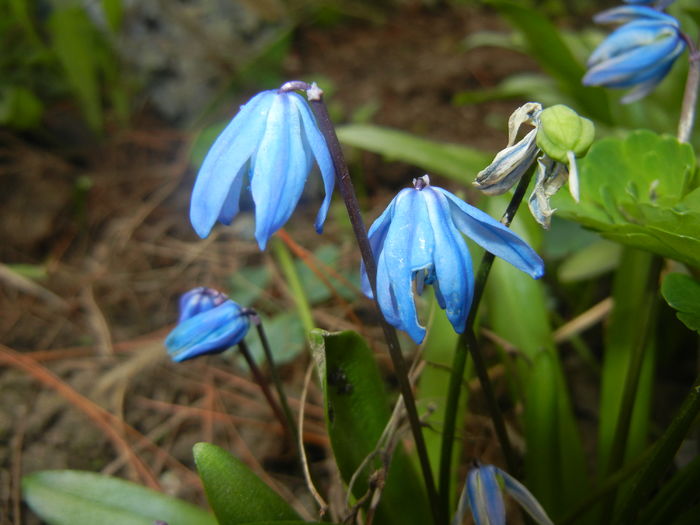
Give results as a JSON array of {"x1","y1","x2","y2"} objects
[
  {"x1": 452, "y1": 464, "x2": 553, "y2": 525},
  {"x1": 583, "y1": 5, "x2": 686, "y2": 103},
  {"x1": 361, "y1": 175, "x2": 544, "y2": 344},
  {"x1": 190, "y1": 82, "x2": 335, "y2": 250},
  {"x1": 475, "y1": 103, "x2": 594, "y2": 229},
  {"x1": 165, "y1": 287, "x2": 250, "y2": 362}
]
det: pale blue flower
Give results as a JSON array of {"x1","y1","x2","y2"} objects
[
  {"x1": 583, "y1": 6, "x2": 686, "y2": 103},
  {"x1": 453, "y1": 464, "x2": 553, "y2": 525},
  {"x1": 190, "y1": 85, "x2": 335, "y2": 250},
  {"x1": 361, "y1": 175, "x2": 544, "y2": 344},
  {"x1": 166, "y1": 288, "x2": 250, "y2": 362}
]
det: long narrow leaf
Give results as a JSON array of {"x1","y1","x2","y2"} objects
[
  {"x1": 22, "y1": 470, "x2": 216, "y2": 525},
  {"x1": 309, "y1": 329, "x2": 432, "y2": 525}
]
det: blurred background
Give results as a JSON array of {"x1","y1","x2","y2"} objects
[{"x1": 2, "y1": 0, "x2": 673, "y2": 523}]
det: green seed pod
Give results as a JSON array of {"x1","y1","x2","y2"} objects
[{"x1": 536, "y1": 105, "x2": 594, "y2": 163}]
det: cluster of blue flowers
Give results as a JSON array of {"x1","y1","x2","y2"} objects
[
  {"x1": 583, "y1": 0, "x2": 686, "y2": 103},
  {"x1": 166, "y1": 81, "x2": 545, "y2": 356}
]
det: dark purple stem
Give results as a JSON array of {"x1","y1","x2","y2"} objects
[{"x1": 304, "y1": 84, "x2": 442, "y2": 525}]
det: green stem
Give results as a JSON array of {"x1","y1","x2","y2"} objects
[
  {"x1": 272, "y1": 239, "x2": 315, "y2": 334},
  {"x1": 614, "y1": 372, "x2": 700, "y2": 524},
  {"x1": 438, "y1": 171, "x2": 533, "y2": 514},
  {"x1": 599, "y1": 255, "x2": 661, "y2": 522}
]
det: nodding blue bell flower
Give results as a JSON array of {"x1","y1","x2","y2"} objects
[
  {"x1": 583, "y1": 6, "x2": 686, "y2": 103},
  {"x1": 361, "y1": 175, "x2": 544, "y2": 344},
  {"x1": 165, "y1": 288, "x2": 250, "y2": 362},
  {"x1": 190, "y1": 82, "x2": 335, "y2": 250},
  {"x1": 453, "y1": 464, "x2": 553, "y2": 525}
]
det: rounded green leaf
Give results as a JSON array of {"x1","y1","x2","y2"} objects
[
  {"x1": 662, "y1": 273, "x2": 700, "y2": 333},
  {"x1": 536, "y1": 104, "x2": 594, "y2": 162},
  {"x1": 193, "y1": 442, "x2": 299, "y2": 524},
  {"x1": 22, "y1": 470, "x2": 216, "y2": 525}
]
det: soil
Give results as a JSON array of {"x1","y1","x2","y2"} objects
[{"x1": 1, "y1": 4, "x2": 544, "y2": 524}]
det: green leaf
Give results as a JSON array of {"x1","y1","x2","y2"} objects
[
  {"x1": 416, "y1": 292, "x2": 463, "y2": 504},
  {"x1": 484, "y1": 198, "x2": 587, "y2": 520},
  {"x1": 309, "y1": 329, "x2": 431, "y2": 525},
  {"x1": 557, "y1": 239, "x2": 621, "y2": 283},
  {"x1": 48, "y1": 7, "x2": 103, "y2": 130},
  {"x1": 22, "y1": 470, "x2": 216, "y2": 525},
  {"x1": 640, "y1": 456, "x2": 700, "y2": 525},
  {"x1": 661, "y1": 273, "x2": 700, "y2": 333},
  {"x1": 615, "y1": 373, "x2": 700, "y2": 524},
  {"x1": 193, "y1": 442, "x2": 299, "y2": 524},
  {"x1": 597, "y1": 250, "x2": 657, "y2": 501},
  {"x1": 488, "y1": 0, "x2": 612, "y2": 124},
  {"x1": 0, "y1": 86, "x2": 43, "y2": 129},
  {"x1": 553, "y1": 130, "x2": 699, "y2": 267},
  {"x1": 336, "y1": 123, "x2": 491, "y2": 184}
]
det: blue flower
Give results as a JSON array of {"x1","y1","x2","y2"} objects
[
  {"x1": 583, "y1": 6, "x2": 686, "y2": 103},
  {"x1": 453, "y1": 464, "x2": 553, "y2": 525},
  {"x1": 361, "y1": 175, "x2": 544, "y2": 344},
  {"x1": 165, "y1": 288, "x2": 250, "y2": 362},
  {"x1": 190, "y1": 84, "x2": 335, "y2": 250}
]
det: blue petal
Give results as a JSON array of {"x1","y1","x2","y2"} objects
[
  {"x1": 190, "y1": 91, "x2": 275, "y2": 238},
  {"x1": 361, "y1": 196, "x2": 398, "y2": 298},
  {"x1": 177, "y1": 287, "x2": 226, "y2": 323},
  {"x1": 620, "y1": 60, "x2": 672, "y2": 102},
  {"x1": 438, "y1": 188, "x2": 544, "y2": 279},
  {"x1": 585, "y1": 25, "x2": 683, "y2": 87},
  {"x1": 498, "y1": 468, "x2": 554, "y2": 525},
  {"x1": 250, "y1": 94, "x2": 308, "y2": 249},
  {"x1": 587, "y1": 20, "x2": 678, "y2": 66},
  {"x1": 467, "y1": 466, "x2": 506, "y2": 525},
  {"x1": 290, "y1": 93, "x2": 336, "y2": 234},
  {"x1": 594, "y1": 5, "x2": 679, "y2": 25},
  {"x1": 166, "y1": 301, "x2": 250, "y2": 362},
  {"x1": 378, "y1": 189, "x2": 432, "y2": 343},
  {"x1": 422, "y1": 187, "x2": 473, "y2": 334}
]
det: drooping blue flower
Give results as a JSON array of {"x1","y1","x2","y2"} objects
[
  {"x1": 165, "y1": 287, "x2": 250, "y2": 362},
  {"x1": 453, "y1": 464, "x2": 553, "y2": 525},
  {"x1": 583, "y1": 6, "x2": 686, "y2": 103},
  {"x1": 361, "y1": 175, "x2": 544, "y2": 344},
  {"x1": 190, "y1": 83, "x2": 335, "y2": 250}
]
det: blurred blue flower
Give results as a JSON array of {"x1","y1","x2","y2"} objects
[
  {"x1": 190, "y1": 84, "x2": 335, "y2": 250},
  {"x1": 361, "y1": 175, "x2": 544, "y2": 344},
  {"x1": 583, "y1": 6, "x2": 686, "y2": 103},
  {"x1": 453, "y1": 464, "x2": 553, "y2": 525},
  {"x1": 166, "y1": 288, "x2": 250, "y2": 362}
]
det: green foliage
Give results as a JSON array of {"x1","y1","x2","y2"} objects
[
  {"x1": 0, "y1": 1, "x2": 127, "y2": 131},
  {"x1": 417, "y1": 297, "x2": 463, "y2": 503},
  {"x1": 193, "y1": 442, "x2": 300, "y2": 524},
  {"x1": 22, "y1": 470, "x2": 216, "y2": 525},
  {"x1": 486, "y1": 0, "x2": 612, "y2": 124},
  {"x1": 661, "y1": 273, "x2": 700, "y2": 333},
  {"x1": 484, "y1": 198, "x2": 587, "y2": 520},
  {"x1": 309, "y1": 329, "x2": 432, "y2": 525},
  {"x1": 336, "y1": 123, "x2": 491, "y2": 184},
  {"x1": 553, "y1": 130, "x2": 699, "y2": 267}
]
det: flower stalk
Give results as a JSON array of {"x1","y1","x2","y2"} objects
[
  {"x1": 237, "y1": 339, "x2": 295, "y2": 443},
  {"x1": 304, "y1": 83, "x2": 443, "y2": 524},
  {"x1": 438, "y1": 170, "x2": 534, "y2": 514},
  {"x1": 678, "y1": 38, "x2": 700, "y2": 143},
  {"x1": 249, "y1": 312, "x2": 299, "y2": 446}
]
